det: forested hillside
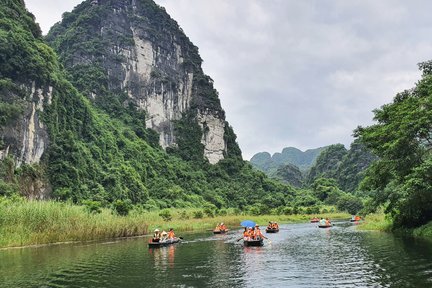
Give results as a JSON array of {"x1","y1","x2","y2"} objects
[
  {"x1": 0, "y1": 0, "x2": 300, "y2": 212},
  {"x1": 305, "y1": 141, "x2": 376, "y2": 193}
]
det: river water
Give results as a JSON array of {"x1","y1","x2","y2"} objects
[{"x1": 1, "y1": 221, "x2": 432, "y2": 287}]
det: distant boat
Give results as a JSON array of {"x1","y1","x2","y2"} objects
[
  {"x1": 244, "y1": 238, "x2": 264, "y2": 246},
  {"x1": 213, "y1": 229, "x2": 229, "y2": 234},
  {"x1": 318, "y1": 225, "x2": 332, "y2": 228},
  {"x1": 310, "y1": 218, "x2": 320, "y2": 223},
  {"x1": 148, "y1": 238, "x2": 181, "y2": 247},
  {"x1": 265, "y1": 228, "x2": 279, "y2": 233}
]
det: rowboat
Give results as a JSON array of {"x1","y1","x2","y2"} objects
[
  {"x1": 265, "y1": 228, "x2": 279, "y2": 233},
  {"x1": 310, "y1": 218, "x2": 320, "y2": 223},
  {"x1": 148, "y1": 238, "x2": 181, "y2": 247},
  {"x1": 244, "y1": 239, "x2": 264, "y2": 246},
  {"x1": 350, "y1": 218, "x2": 361, "y2": 222},
  {"x1": 318, "y1": 225, "x2": 332, "y2": 228},
  {"x1": 213, "y1": 229, "x2": 229, "y2": 234}
]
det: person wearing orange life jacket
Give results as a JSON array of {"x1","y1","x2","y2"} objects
[
  {"x1": 273, "y1": 222, "x2": 279, "y2": 229},
  {"x1": 219, "y1": 223, "x2": 227, "y2": 231},
  {"x1": 267, "y1": 221, "x2": 273, "y2": 230},
  {"x1": 325, "y1": 218, "x2": 331, "y2": 226},
  {"x1": 248, "y1": 227, "x2": 255, "y2": 239},
  {"x1": 167, "y1": 228, "x2": 175, "y2": 239},
  {"x1": 254, "y1": 225, "x2": 268, "y2": 240},
  {"x1": 355, "y1": 215, "x2": 361, "y2": 221},
  {"x1": 243, "y1": 227, "x2": 250, "y2": 241}
]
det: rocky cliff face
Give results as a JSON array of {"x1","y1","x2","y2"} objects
[
  {"x1": 47, "y1": 0, "x2": 234, "y2": 163},
  {"x1": 0, "y1": 82, "x2": 51, "y2": 167}
]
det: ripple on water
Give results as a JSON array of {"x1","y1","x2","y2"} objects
[{"x1": 2, "y1": 223, "x2": 432, "y2": 287}]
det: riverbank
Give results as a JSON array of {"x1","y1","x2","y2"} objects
[
  {"x1": 0, "y1": 199, "x2": 350, "y2": 248},
  {"x1": 358, "y1": 213, "x2": 432, "y2": 239}
]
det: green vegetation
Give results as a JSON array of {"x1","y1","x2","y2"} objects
[
  {"x1": 356, "y1": 61, "x2": 432, "y2": 229},
  {"x1": 357, "y1": 213, "x2": 392, "y2": 232},
  {"x1": 0, "y1": 197, "x2": 148, "y2": 248},
  {"x1": 0, "y1": 0, "x2": 367, "y2": 249},
  {"x1": 0, "y1": 196, "x2": 349, "y2": 248}
]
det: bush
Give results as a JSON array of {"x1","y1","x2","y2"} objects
[
  {"x1": 193, "y1": 210, "x2": 204, "y2": 219},
  {"x1": 178, "y1": 210, "x2": 189, "y2": 220},
  {"x1": 159, "y1": 209, "x2": 172, "y2": 221},
  {"x1": 82, "y1": 200, "x2": 102, "y2": 214},
  {"x1": 112, "y1": 199, "x2": 132, "y2": 216},
  {"x1": 337, "y1": 195, "x2": 364, "y2": 215},
  {"x1": 305, "y1": 206, "x2": 320, "y2": 215},
  {"x1": 282, "y1": 207, "x2": 293, "y2": 215},
  {"x1": 249, "y1": 206, "x2": 261, "y2": 216},
  {"x1": 217, "y1": 209, "x2": 227, "y2": 216}
]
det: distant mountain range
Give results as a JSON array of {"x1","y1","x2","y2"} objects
[
  {"x1": 250, "y1": 147, "x2": 327, "y2": 173},
  {"x1": 250, "y1": 143, "x2": 376, "y2": 191}
]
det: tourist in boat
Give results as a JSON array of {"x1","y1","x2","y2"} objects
[
  {"x1": 267, "y1": 221, "x2": 273, "y2": 230},
  {"x1": 319, "y1": 218, "x2": 326, "y2": 225},
  {"x1": 272, "y1": 222, "x2": 279, "y2": 229},
  {"x1": 243, "y1": 227, "x2": 251, "y2": 241},
  {"x1": 153, "y1": 229, "x2": 161, "y2": 242},
  {"x1": 248, "y1": 227, "x2": 255, "y2": 239},
  {"x1": 254, "y1": 225, "x2": 268, "y2": 240},
  {"x1": 215, "y1": 223, "x2": 221, "y2": 231},
  {"x1": 325, "y1": 218, "x2": 331, "y2": 226},
  {"x1": 355, "y1": 215, "x2": 361, "y2": 221},
  {"x1": 219, "y1": 222, "x2": 227, "y2": 231},
  {"x1": 160, "y1": 230, "x2": 168, "y2": 241},
  {"x1": 168, "y1": 228, "x2": 176, "y2": 239}
]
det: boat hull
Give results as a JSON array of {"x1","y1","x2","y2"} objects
[
  {"x1": 318, "y1": 225, "x2": 332, "y2": 228},
  {"x1": 213, "y1": 230, "x2": 228, "y2": 234},
  {"x1": 244, "y1": 239, "x2": 264, "y2": 246},
  {"x1": 265, "y1": 229, "x2": 279, "y2": 233},
  {"x1": 148, "y1": 238, "x2": 180, "y2": 247}
]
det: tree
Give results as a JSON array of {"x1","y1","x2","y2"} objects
[{"x1": 355, "y1": 60, "x2": 432, "y2": 228}]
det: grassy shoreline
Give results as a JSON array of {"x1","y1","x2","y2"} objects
[
  {"x1": 357, "y1": 213, "x2": 432, "y2": 240},
  {"x1": 0, "y1": 199, "x2": 350, "y2": 248}
]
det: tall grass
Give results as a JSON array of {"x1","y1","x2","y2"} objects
[
  {"x1": 357, "y1": 213, "x2": 392, "y2": 232},
  {"x1": 0, "y1": 199, "x2": 350, "y2": 248},
  {"x1": 0, "y1": 200, "x2": 148, "y2": 248}
]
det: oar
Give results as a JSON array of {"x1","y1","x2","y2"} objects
[{"x1": 236, "y1": 237, "x2": 243, "y2": 242}]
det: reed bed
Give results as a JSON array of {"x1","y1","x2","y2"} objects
[{"x1": 0, "y1": 200, "x2": 148, "y2": 248}]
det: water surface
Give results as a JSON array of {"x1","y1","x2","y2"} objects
[{"x1": 1, "y1": 222, "x2": 432, "y2": 287}]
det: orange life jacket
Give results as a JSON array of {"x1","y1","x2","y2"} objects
[{"x1": 168, "y1": 231, "x2": 175, "y2": 239}]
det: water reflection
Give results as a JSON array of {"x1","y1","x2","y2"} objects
[
  {"x1": 149, "y1": 244, "x2": 176, "y2": 270},
  {"x1": 1, "y1": 224, "x2": 432, "y2": 287}
]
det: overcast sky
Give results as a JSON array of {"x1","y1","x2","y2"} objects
[{"x1": 25, "y1": 0, "x2": 432, "y2": 160}]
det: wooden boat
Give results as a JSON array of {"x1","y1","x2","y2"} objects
[
  {"x1": 213, "y1": 229, "x2": 229, "y2": 234},
  {"x1": 265, "y1": 228, "x2": 279, "y2": 233},
  {"x1": 244, "y1": 239, "x2": 264, "y2": 247},
  {"x1": 148, "y1": 238, "x2": 181, "y2": 247},
  {"x1": 318, "y1": 225, "x2": 332, "y2": 228}
]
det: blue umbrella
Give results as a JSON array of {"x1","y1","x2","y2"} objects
[{"x1": 240, "y1": 220, "x2": 256, "y2": 228}]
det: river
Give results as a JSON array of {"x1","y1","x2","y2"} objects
[{"x1": 1, "y1": 221, "x2": 432, "y2": 287}]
